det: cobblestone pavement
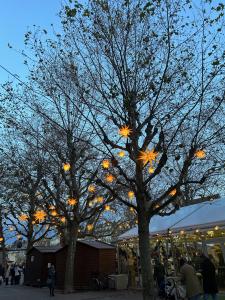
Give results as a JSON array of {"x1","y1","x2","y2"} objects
[{"x1": 0, "y1": 285, "x2": 142, "y2": 300}]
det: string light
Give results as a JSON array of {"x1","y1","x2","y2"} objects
[
  {"x1": 88, "y1": 185, "x2": 96, "y2": 193},
  {"x1": 169, "y1": 189, "x2": 177, "y2": 196},
  {"x1": 195, "y1": 149, "x2": 206, "y2": 159},
  {"x1": 19, "y1": 214, "x2": 28, "y2": 222},
  {"x1": 102, "y1": 159, "x2": 111, "y2": 169},
  {"x1": 67, "y1": 198, "x2": 77, "y2": 206},
  {"x1": 118, "y1": 125, "x2": 132, "y2": 138},
  {"x1": 63, "y1": 163, "x2": 71, "y2": 171},
  {"x1": 118, "y1": 151, "x2": 125, "y2": 157},
  {"x1": 105, "y1": 174, "x2": 115, "y2": 183},
  {"x1": 104, "y1": 204, "x2": 111, "y2": 211},
  {"x1": 148, "y1": 167, "x2": 155, "y2": 174},
  {"x1": 34, "y1": 210, "x2": 46, "y2": 222},
  {"x1": 128, "y1": 191, "x2": 135, "y2": 199}
]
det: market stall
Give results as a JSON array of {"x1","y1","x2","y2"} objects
[{"x1": 117, "y1": 198, "x2": 225, "y2": 289}]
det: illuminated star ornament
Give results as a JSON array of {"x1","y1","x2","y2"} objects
[
  {"x1": 19, "y1": 214, "x2": 28, "y2": 222},
  {"x1": 118, "y1": 151, "x2": 125, "y2": 158},
  {"x1": 34, "y1": 210, "x2": 46, "y2": 222},
  {"x1": 169, "y1": 189, "x2": 177, "y2": 196},
  {"x1": 128, "y1": 191, "x2": 135, "y2": 199},
  {"x1": 102, "y1": 159, "x2": 111, "y2": 169},
  {"x1": 104, "y1": 204, "x2": 111, "y2": 211},
  {"x1": 138, "y1": 149, "x2": 158, "y2": 166},
  {"x1": 87, "y1": 224, "x2": 94, "y2": 231},
  {"x1": 67, "y1": 198, "x2": 77, "y2": 206},
  {"x1": 88, "y1": 185, "x2": 96, "y2": 193},
  {"x1": 118, "y1": 125, "x2": 132, "y2": 138},
  {"x1": 105, "y1": 173, "x2": 115, "y2": 183},
  {"x1": 63, "y1": 163, "x2": 71, "y2": 172},
  {"x1": 195, "y1": 149, "x2": 206, "y2": 159}
]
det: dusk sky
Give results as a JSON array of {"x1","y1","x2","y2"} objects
[{"x1": 0, "y1": 0, "x2": 63, "y2": 83}]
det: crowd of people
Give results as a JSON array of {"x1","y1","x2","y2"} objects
[
  {"x1": 154, "y1": 254, "x2": 219, "y2": 300},
  {"x1": 0, "y1": 263, "x2": 24, "y2": 286}
]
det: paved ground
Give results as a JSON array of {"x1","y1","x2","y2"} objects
[{"x1": 0, "y1": 285, "x2": 142, "y2": 300}]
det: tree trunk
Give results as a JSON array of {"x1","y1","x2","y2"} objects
[
  {"x1": 138, "y1": 213, "x2": 155, "y2": 300},
  {"x1": 64, "y1": 224, "x2": 78, "y2": 293}
]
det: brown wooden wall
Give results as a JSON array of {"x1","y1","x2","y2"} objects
[{"x1": 25, "y1": 249, "x2": 55, "y2": 286}]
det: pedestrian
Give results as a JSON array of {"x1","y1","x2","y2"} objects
[
  {"x1": 201, "y1": 254, "x2": 218, "y2": 300},
  {"x1": 154, "y1": 258, "x2": 165, "y2": 297},
  {"x1": 10, "y1": 264, "x2": 15, "y2": 285},
  {"x1": 0, "y1": 264, "x2": 4, "y2": 285},
  {"x1": 14, "y1": 264, "x2": 21, "y2": 285},
  {"x1": 47, "y1": 264, "x2": 56, "y2": 297},
  {"x1": 5, "y1": 264, "x2": 10, "y2": 286},
  {"x1": 180, "y1": 258, "x2": 202, "y2": 300}
]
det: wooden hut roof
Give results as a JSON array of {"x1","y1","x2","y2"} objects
[
  {"x1": 28, "y1": 245, "x2": 62, "y2": 254},
  {"x1": 79, "y1": 240, "x2": 115, "y2": 249}
]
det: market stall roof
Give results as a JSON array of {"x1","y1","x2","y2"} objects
[{"x1": 118, "y1": 198, "x2": 225, "y2": 240}]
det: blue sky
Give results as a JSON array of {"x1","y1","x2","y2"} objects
[{"x1": 0, "y1": 0, "x2": 63, "y2": 83}]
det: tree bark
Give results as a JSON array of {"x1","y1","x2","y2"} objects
[
  {"x1": 138, "y1": 212, "x2": 155, "y2": 300},
  {"x1": 64, "y1": 223, "x2": 78, "y2": 293}
]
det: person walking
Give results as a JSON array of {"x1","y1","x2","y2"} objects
[
  {"x1": 10, "y1": 264, "x2": 15, "y2": 285},
  {"x1": 201, "y1": 255, "x2": 218, "y2": 300},
  {"x1": 47, "y1": 264, "x2": 56, "y2": 297},
  {"x1": 5, "y1": 264, "x2": 10, "y2": 286},
  {"x1": 180, "y1": 258, "x2": 202, "y2": 300},
  {"x1": 14, "y1": 264, "x2": 21, "y2": 285}
]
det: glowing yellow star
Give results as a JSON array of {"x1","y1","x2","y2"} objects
[
  {"x1": 61, "y1": 217, "x2": 66, "y2": 223},
  {"x1": 102, "y1": 159, "x2": 111, "y2": 169},
  {"x1": 128, "y1": 191, "x2": 135, "y2": 199},
  {"x1": 169, "y1": 189, "x2": 177, "y2": 196},
  {"x1": 104, "y1": 204, "x2": 111, "y2": 211},
  {"x1": 67, "y1": 198, "x2": 77, "y2": 206},
  {"x1": 138, "y1": 149, "x2": 158, "y2": 166},
  {"x1": 19, "y1": 214, "x2": 28, "y2": 222},
  {"x1": 148, "y1": 167, "x2": 155, "y2": 174},
  {"x1": 0, "y1": 237, "x2": 3, "y2": 242},
  {"x1": 51, "y1": 210, "x2": 57, "y2": 217},
  {"x1": 118, "y1": 125, "x2": 132, "y2": 138},
  {"x1": 34, "y1": 210, "x2": 46, "y2": 222},
  {"x1": 87, "y1": 224, "x2": 94, "y2": 231},
  {"x1": 96, "y1": 196, "x2": 104, "y2": 203},
  {"x1": 105, "y1": 174, "x2": 115, "y2": 183},
  {"x1": 63, "y1": 163, "x2": 71, "y2": 172},
  {"x1": 195, "y1": 149, "x2": 206, "y2": 159},
  {"x1": 88, "y1": 185, "x2": 96, "y2": 193},
  {"x1": 118, "y1": 151, "x2": 125, "y2": 158}
]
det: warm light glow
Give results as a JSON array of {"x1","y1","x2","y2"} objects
[
  {"x1": 34, "y1": 210, "x2": 46, "y2": 222},
  {"x1": 88, "y1": 185, "x2": 96, "y2": 193},
  {"x1": 63, "y1": 163, "x2": 71, "y2": 171},
  {"x1": 61, "y1": 217, "x2": 66, "y2": 223},
  {"x1": 51, "y1": 210, "x2": 57, "y2": 217},
  {"x1": 118, "y1": 151, "x2": 125, "y2": 157},
  {"x1": 49, "y1": 205, "x2": 55, "y2": 210},
  {"x1": 169, "y1": 189, "x2": 177, "y2": 196},
  {"x1": 96, "y1": 196, "x2": 104, "y2": 203},
  {"x1": 89, "y1": 201, "x2": 93, "y2": 207},
  {"x1": 9, "y1": 227, "x2": 14, "y2": 232},
  {"x1": 180, "y1": 230, "x2": 185, "y2": 235},
  {"x1": 105, "y1": 174, "x2": 115, "y2": 183},
  {"x1": 138, "y1": 149, "x2": 158, "y2": 166},
  {"x1": 0, "y1": 237, "x2": 3, "y2": 242},
  {"x1": 128, "y1": 191, "x2": 135, "y2": 199},
  {"x1": 102, "y1": 159, "x2": 111, "y2": 169},
  {"x1": 148, "y1": 167, "x2": 155, "y2": 174},
  {"x1": 196, "y1": 229, "x2": 199, "y2": 233},
  {"x1": 87, "y1": 224, "x2": 93, "y2": 231},
  {"x1": 215, "y1": 226, "x2": 219, "y2": 231},
  {"x1": 104, "y1": 204, "x2": 111, "y2": 211},
  {"x1": 67, "y1": 198, "x2": 77, "y2": 206},
  {"x1": 19, "y1": 214, "x2": 28, "y2": 222},
  {"x1": 118, "y1": 125, "x2": 132, "y2": 138},
  {"x1": 195, "y1": 149, "x2": 206, "y2": 159}
]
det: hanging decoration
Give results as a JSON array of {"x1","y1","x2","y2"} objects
[
  {"x1": 67, "y1": 198, "x2": 77, "y2": 206},
  {"x1": 195, "y1": 149, "x2": 206, "y2": 159},
  {"x1": 88, "y1": 185, "x2": 96, "y2": 193},
  {"x1": 19, "y1": 214, "x2": 28, "y2": 222},
  {"x1": 96, "y1": 196, "x2": 104, "y2": 203},
  {"x1": 102, "y1": 159, "x2": 111, "y2": 169},
  {"x1": 87, "y1": 224, "x2": 94, "y2": 231},
  {"x1": 169, "y1": 189, "x2": 177, "y2": 196},
  {"x1": 34, "y1": 210, "x2": 46, "y2": 222},
  {"x1": 105, "y1": 173, "x2": 115, "y2": 183},
  {"x1": 128, "y1": 191, "x2": 135, "y2": 199},
  {"x1": 118, "y1": 125, "x2": 132, "y2": 138},
  {"x1": 104, "y1": 204, "x2": 111, "y2": 211},
  {"x1": 51, "y1": 210, "x2": 57, "y2": 217},
  {"x1": 138, "y1": 149, "x2": 158, "y2": 166},
  {"x1": 63, "y1": 163, "x2": 71, "y2": 171},
  {"x1": 118, "y1": 151, "x2": 125, "y2": 157},
  {"x1": 148, "y1": 167, "x2": 155, "y2": 174}
]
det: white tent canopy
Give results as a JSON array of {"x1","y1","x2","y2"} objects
[{"x1": 118, "y1": 198, "x2": 225, "y2": 240}]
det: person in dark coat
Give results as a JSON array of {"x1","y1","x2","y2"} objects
[
  {"x1": 154, "y1": 259, "x2": 165, "y2": 297},
  {"x1": 10, "y1": 264, "x2": 15, "y2": 285},
  {"x1": 47, "y1": 265, "x2": 56, "y2": 297},
  {"x1": 201, "y1": 255, "x2": 218, "y2": 300}
]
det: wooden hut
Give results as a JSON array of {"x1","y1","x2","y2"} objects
[
  {"x1": 25, "y1": 245, "x2": 62, "y2": 287},
  {"x1": 56, "y1": 240, "x2": 116, "y2": 289},
  {"x1": 25, "y1": 240, "x2": 116, "y2": 289}
]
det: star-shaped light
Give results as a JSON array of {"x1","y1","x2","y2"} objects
[
  {"x1": 88, "y1": 185, "x2": 96, "y2": 193},
  {"x1": 128, "y1": 191, "x2": 135, "y2": 199},
  {"x1": 118, "y1": 151, "x2": 125, "y2": 158},
  {"x1": 87, "y1": 224, "x2": 94, "y2": 231},
  {"x1": 63, "y1": 163, "x2": 71, "y2": 172},
  {"x1": 169, "y1": 189, "x2": 177, "y2": 196},
  {"x1": 118, "y1": 125, "x2": 132, "y2": 138},
  {"x1": 67, "y1": 198, "x2": 77, "y2": 206},
  {"x1": 96, "y1": 196, "x2": 104, "y2": 203},
  {"x1": 102, "y1": 159, "x2": 111, "y2": 169},
  {"x1": 34, "y1": 210, "x2": 46, "y2": 222},
  {"x1": 105, "y1": 173, "x2": 115, "y2": 183},
  {"x1": 61, "y1": 217, "x2": 66, "y2": 223},
  {"x1": 138, "y1": 149, "x2": 158, "y2": 166},
  {"x1": 104, "y1": 205, "x2": 111, "y2": 211},
  {"x1": 148, "y1": 167, "x2": 155, "y2": 174},
  {"x1": 195, "y1": 149, "x2": 206, "y2": 159},
  {"x1": 19, "y1": 214, "x2": 28, "y2": 222},
  {"x1": 51, "y1": 210, "x2": 57, "y2": 217}
]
